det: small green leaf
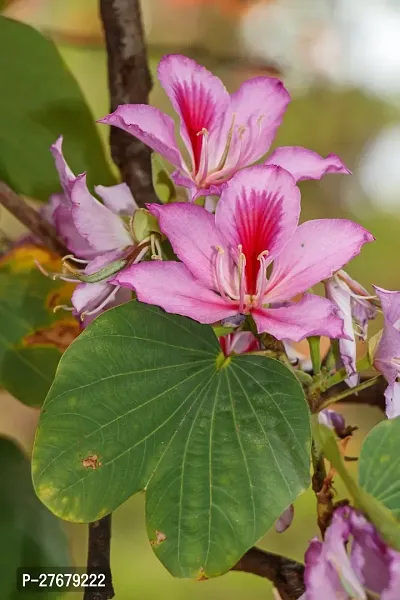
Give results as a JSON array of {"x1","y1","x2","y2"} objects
[
  {"x1": 314, "y1": 423, "x2": 400, "y2": 550},
  {"x1": 0, "y1": 438, "x2": 70, "y2": 599},
  {"x1": 0, "y1": 17, "x2": 115, "y2": 201},
  {"x1": 359, "y1": 418, "x2": 400, "y2": 519},
  {"x1": 0, "y1": 246, "x2": 79, "y2": 405},
  {"x1": 151, "y1": 153, "x2": 176, "y2": 204},
  {"x1": 33, "y1": 301, "x2": 311, "y2": 578}
]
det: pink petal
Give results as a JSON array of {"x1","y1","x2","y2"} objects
[
  {"x1": 219, "y1": 332, "x2": 260, "y2": 356},
  {"x1": 325, "y1": 277, "x2": 359, "y2": 387},
  {"x1": 215, "y1": 165, "x2": 300, "y2": 294},
  {"x1": 228, "y1": 76, "x2": 290, "y2": 167},
  {"x1": 72, "y1": 281, "x2": 115, "y2": 314},
  {"x1": 385, "y1": 382, "x2": 400, "y2": 420},
  {"x1": 253, "y1": 294, "x2": 345, "y2": 342},
  {"x1": 374, "y1": 322, "x2": 400, "y2": 385},
  {"x1": 70, "y1": 174, "x2": 132, "y2": 252},
  {"x1": 114, "y1": 261, "x2": 238, "y2": 324},
  {"x1": 265, "y1": 146, "x2": 351, "y2": 182},
  {"x1": 374, "y1": 286, "x2": 400, "y2": 328},
  {"x1": 266, "y1": 219, "x2": 375, "y2": 303},
  {"x1": 95, "y1": 183, "x2": 138, "y2": 216},
  {"x1": 53, "y1": 200, "x2": 98, "y2": 260},
  {"x1": 157, "y1": 54, "x2": 231, "y2": 174},
  {"x1": 148, "y1": 203, "x2": 224, "y2": 289},
  {"x1": 99, "y1": 105, "x2": 183, "y2": 169},
  {"x1": 50, "y1": 136, "x2": 75, "y2": 194}
]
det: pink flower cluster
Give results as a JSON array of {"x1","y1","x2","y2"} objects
[{"x1": 46, "y1": 54, "x2": 400, "y2": 418}]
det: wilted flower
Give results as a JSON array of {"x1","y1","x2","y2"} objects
[
  {"x1": 317, "y1": 408, "x2": 347, "y2": 438},
  {"x1": 325, "y1": 270, "x2": 377, "y2": 387},
  {"x1": 372, "y1": 286, "x2": 400, "y2": 419},
  {"x1": 100, "y1": 54, "x2": 349, "y2": 201},
  {"x1": 300, "y1": 505, "x2": 400, "y2": 600},
  {"x1": 114, "y1": 165, "x2": 373, "y2": 340},
  {"x1": 43, "y1": 137, "x2": 157, "y2": 322}
]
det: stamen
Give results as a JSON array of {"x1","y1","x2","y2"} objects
[
  {"x1": 237, "y1": 244, "x2": 246, "y2": 312},
  {"x1": 214, "y1": 246, "x2": 232, "y2": 302},
  {"x1": 53, "y1": 304, "x2": 75, "y2": 313},
  {"x1": 34, "y1": 260, "x2": 80, "y2": 284},
  {"x1": 62, "y1": 254, "x2": 89, "y2": 265},
  {"x1": 196, "y1": 128, "x2": 209, "y2": 182},
  {"x1": 255, "y1": 250, "x2": 269, "y2": 307},
  {"x1": 80, "y1": 285, "x2": 121, "y2": 320},
  {"x1": 215, "y1": 113, "x2": 236, "y2": 172},
  {"x1": 34, "y1": 260, "x2": 51, "y2": 278}
]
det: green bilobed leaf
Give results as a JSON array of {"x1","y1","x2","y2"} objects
[
  {"x1": 359, "y1": 417, "x2": 400, "y2": 518},
  {"x1": 33, "y1": 301, "x2": 311, "y2": 578},
  {"x1": 0, "y1": 247, "x2": 79, "y2": 406},
  {"x1": 0, "y1": 17, "x2": 115, "y2": 201},
  {"x1": 0, "y1": 439, "x2": 69, "y2": 599},
  {"x1": 314, "y1": 423, "x2": 400, "y2": 550},
  {"x1": 151, "y1": 153, "x2": 176, "y2": 204}
]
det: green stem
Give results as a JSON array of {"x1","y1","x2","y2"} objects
[
  {"x1": 318, "y1": 375, "x2": 382, "y2": 411},
  {"x1": 323, "y1": 354, "x2": 372, "y2": 389}
]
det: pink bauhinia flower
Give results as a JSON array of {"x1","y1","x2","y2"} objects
[
  {"x1": 114, "y1": 165, "x2": 374, "y2": 340},
  {"x1": 300, "y1": 506, "x2": 400, "y2": 600},
  {"x1": 99, "y1": 54, "x2": 349, "y2": 201},
  {"x1": 325, "y1": 270, "x2": 377, "y2": 387},
  {"x1": 372, "y1": 286, "x2": 400, "y2": 419},
  {"x1": 44, "y1": 136, "x2": 155, "y2": 322}
]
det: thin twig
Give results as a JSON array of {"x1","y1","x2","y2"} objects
[
  {"x1": 83, "y1": 516, "x2": 114, "y2": 600},
  {"x1": 311, "y1": 440, "x2": 333, "y2": 538},
  {"x1": 0, "y1": 182, "x2": 69, "y2": 256},
  {"x1": 232, "y1": 547, "x2": 305, "y2": 600},
  {"x1": 99, "y1": 0, "x2": 159, "y2": 207},
  {"x1": 318, "y1": 375, "x2": 382, "y2": 411}
]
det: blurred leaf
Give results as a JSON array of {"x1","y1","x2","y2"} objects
[
  {"x1": 0, "y1": 438, "x2": 70, "y2": 599},
  {"x1": 314, "y1": 423, "x2": 400, "y2": 550},
  {"x1": 0, "y1": 245, "x2": 79, "y2": 406},
  {"x1": 0, "y1": 17, "x2": 115, "y2": 201},
  {"x1": 151, "y1": 154, "x2": 176, "y2": 204},
  {"x1": 33, "y1": 300, "x2": 311, "y2": 578},
  {"x1": 359, "y1": 418, "x2": 400, "y2": 519}
]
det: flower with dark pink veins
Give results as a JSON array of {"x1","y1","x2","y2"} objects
[
  {"x1": 114, "y1": 165, "x2": 374, "y2": 341},
  {"x1": 325, "y1": 270, "x2": 377, "y2": 387},
  {"x1": 300, "y1": 505, "x2": 400, "y2": 600},
  {"x1": 99, "y1": 54, "x2": 349, "y2": 201},
  {"x1": 372, "y1": 286, "x2": 400, "y2": 419},
  {"x1": 46, "y1": 136, "x2": 153, "y2": 322}
]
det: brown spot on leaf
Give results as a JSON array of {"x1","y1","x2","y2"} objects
[
  {"x1": 82, "y1": 454, "x2": 100, "y2": 469},
  {"x1": 150, "y1": 530, "x2": 166, "y2": 546},
  {"x1": 23, "y1": 320, "x2": 80, "y2": 352},
  {"x1": 196, "y1": 568, "x2": 208, "y2": 582}
]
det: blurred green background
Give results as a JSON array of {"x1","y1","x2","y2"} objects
[{"x1": 1, "y1": 0, "x2": 399, "y2": 597}]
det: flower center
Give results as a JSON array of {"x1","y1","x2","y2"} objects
[{"x1": 214, "y1": 245, "x2": 269, "y2": 313}]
